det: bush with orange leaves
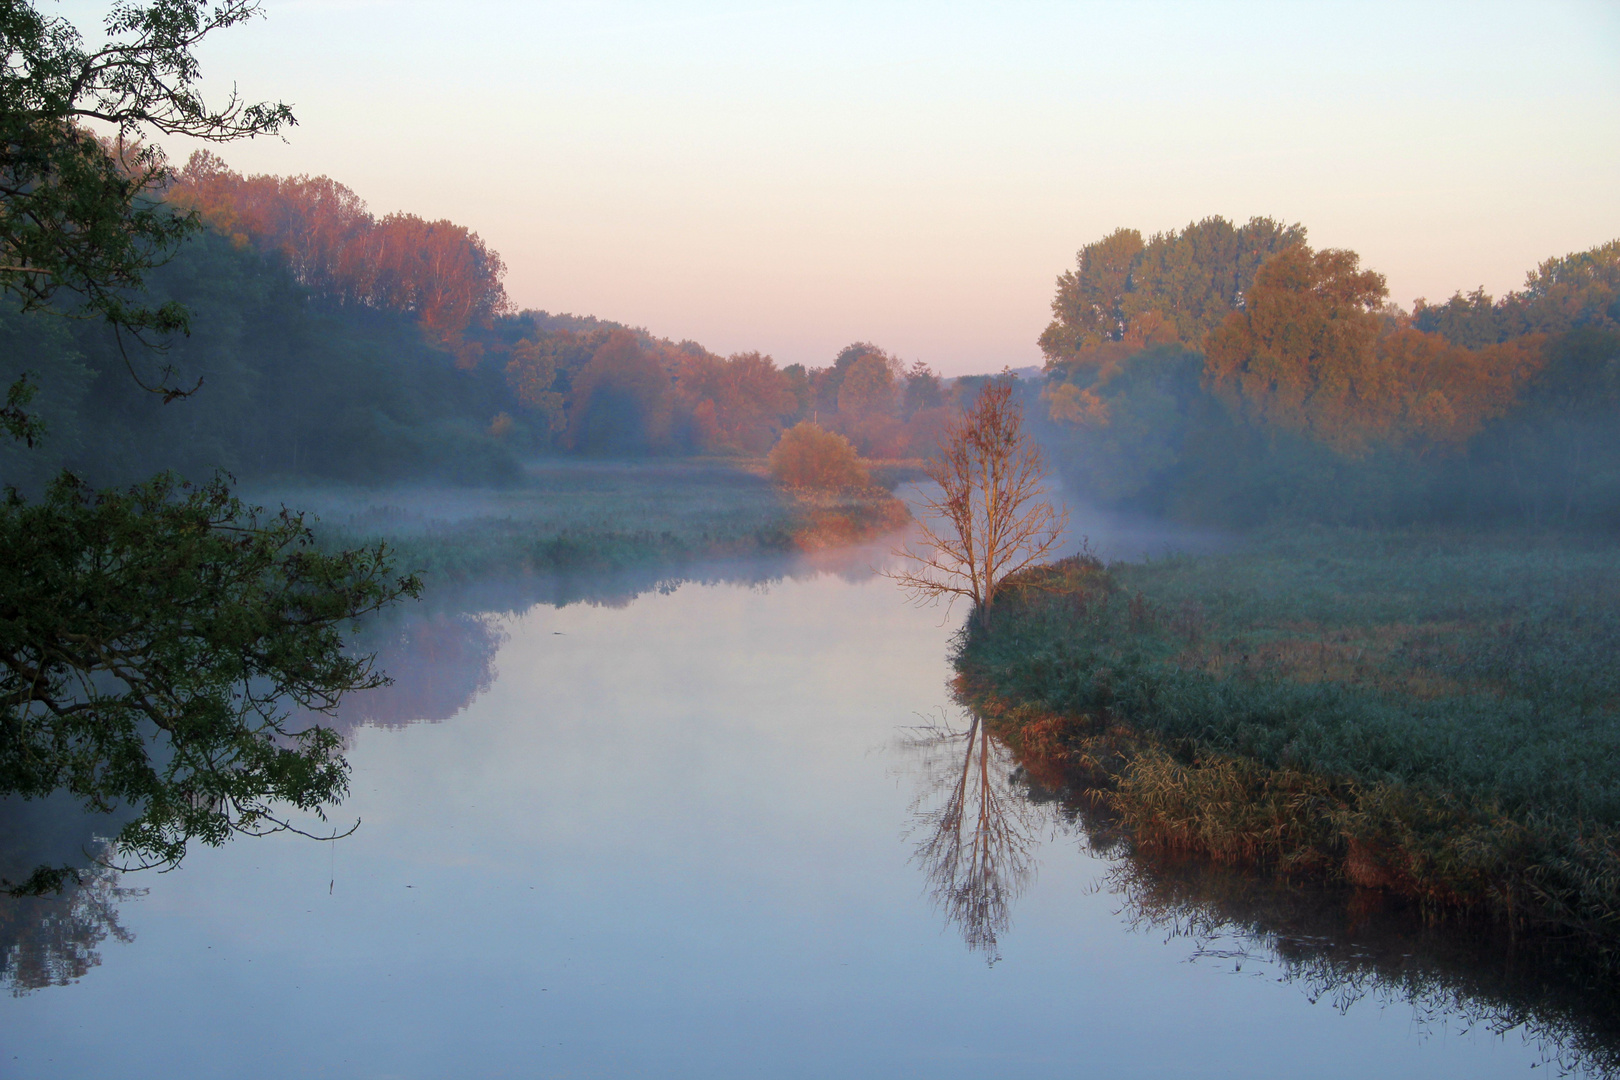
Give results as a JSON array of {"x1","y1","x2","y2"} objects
[{"x1": 767, "y1": 422, "x2": 871, "y2": 490}]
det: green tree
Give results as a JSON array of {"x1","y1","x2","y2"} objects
[
  {"x1": 1, "y1": 475, "x2": 418, "y2": 890},
  {"x1": 1414, "y1": 240, "x2": 1620, "y2": 346},
  {"x1": 0, "y1": 0, "x2": 417, "y2": 889},
  {"x1": 1039, "y1": 227, "x2": 1143, "y2": 360},
  {"x1": 1, "y1": 0, "x2": 294, "y2": 426},
  {"x1": 901, "y1": 360, "x2": 943, "y2": 418}
]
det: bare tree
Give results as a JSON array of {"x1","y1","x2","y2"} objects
[{"x1": 890, "y1": 379, "x2": 1067, "y2": 617}]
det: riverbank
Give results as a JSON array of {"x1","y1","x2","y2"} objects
[
  {"x1": 250, "y1": 459, "x2": 914, "y2": 581},
  {"x1": 955, "y1": 526, "x2": 1620, "y2": 967}
]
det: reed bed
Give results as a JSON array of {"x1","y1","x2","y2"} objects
[{"x1": 956, "y1": 527, "x2": 1620, "y2": 963}]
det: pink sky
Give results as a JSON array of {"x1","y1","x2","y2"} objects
[{"x1": 105, "y1": 0, "x2": 1620, "y2": 375}]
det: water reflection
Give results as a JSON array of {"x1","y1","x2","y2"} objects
[
  {"x1": 332, "y1": 548, "x2": 892, "y2": 735},
  {"x1": 906, "y1": 712, "x2": 1620, "y2": 1076},
  {"x1": 0, "y1": 797, "x2": 143, "y2": 995},
  {"x1": 1108, "y1": 857, "x2": 1620, "y2": 1078},
  {"x1": 902, "y1": 716, "x2": 1043, "y2": 959},
  {"x1": 1, "y1": 858, "x2": 140, "y2": 995},
  {"x1": 336, "y1": 613, "x2": 507, "y2": 729}
]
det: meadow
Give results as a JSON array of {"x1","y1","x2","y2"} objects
[
  {"x1": 250, "y1": 459, "x2": 915, "y2": 582},
  {"x1": 956, "y1": 527, "x2": 1620, "y2": 963}
]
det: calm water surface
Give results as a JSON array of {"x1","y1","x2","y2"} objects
[{"x1": 0, "y1": 541, "x2": 1605, "y2": 1078}]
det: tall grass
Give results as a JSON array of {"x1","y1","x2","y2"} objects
[{"x1": 956, "y1": 527, "x2": 1620, "y2": 961}]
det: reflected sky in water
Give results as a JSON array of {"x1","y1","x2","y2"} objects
[{"x1": 0, "y1": 565, "x2": 1576, "y2": 1078}]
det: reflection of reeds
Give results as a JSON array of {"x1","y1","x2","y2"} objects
[
  {"x1": 1104, "y1": 854, "x2": 1620, "y2": 1078},
  {"x1": 902, "y1": 716, "x2": 1042, "y2": 958},
  {"x1": 899, "y1": 704, "x2": 1620, "y2": 1073}
]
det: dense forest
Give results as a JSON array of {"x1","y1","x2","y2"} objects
[
  {"x1": 2, "y1": 152, "x2": 954, "y2": 493},
  {"x1": 1033, "y1": 217, "x2": 1620, "y2": 527}
]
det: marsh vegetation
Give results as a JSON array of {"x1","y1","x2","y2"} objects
[{"x1": 955, "y1": 528, "x2": 1620, "y2": 972}]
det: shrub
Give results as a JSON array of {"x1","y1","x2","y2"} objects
[{"x1": 768, "y1": 422, "x2": 869, "y2": 490}]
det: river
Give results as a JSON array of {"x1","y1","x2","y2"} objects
[{"x1": 0, "y1": 531, "x2": 1612, "y2": 1078}]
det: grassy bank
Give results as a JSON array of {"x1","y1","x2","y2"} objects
[
  {"x1": 250, "y1": 459, "x2": 912, "y2": 581},
  {"x1": 956, "y1": 527, "x2": 1620, "y2": 962}
]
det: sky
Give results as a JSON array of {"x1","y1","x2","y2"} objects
[{"x1": 65, "y1": 0, "x2": 1620, "y2": 375}]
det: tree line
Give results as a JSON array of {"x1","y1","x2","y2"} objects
[
  {"x1": 0, "y1": 152, "x2": 966, "y2": 494},
  {"x1": 1035, "y1": 217, "x2": 1619, "y2": 526}
]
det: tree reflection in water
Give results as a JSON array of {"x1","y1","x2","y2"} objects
[
  {"x1": 335, "y1": 612, "x2": 508, "y2": 730},
  {"x1": 1, "y1": 839, "x2": 143, "y2": 996},
  {"x1": 902, "y1": 714, "x2": 1043, "y2": 960},
  {"x1": 1, "y1": 793, "x2": 149, "y2": 995},
  {"x1": 900, "y1": 709, "x2": 1620, "y2": 1076}
]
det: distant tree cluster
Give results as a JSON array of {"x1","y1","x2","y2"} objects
[
  {"x1": 1038, "y1": 217, "x2": 1306, "y2": 366},
  {"x1": 1411, "y1": 241, "x2": 1620, "y2": 345},
  {"x1": 170, "y1": 153, "x2": 508, "y2": 365},
  {"x1": 1037, "y1": 220, "x2": 1620, "y2": 526},
  {"x1": 493, "y1": 325, "x2": 956, "y2": 460},
  {"x1": 3, "y1": 152, "x2": 980, "y2": 492}
]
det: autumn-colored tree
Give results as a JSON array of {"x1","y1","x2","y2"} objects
[
  {"x1": 835, "y1": 352, "x2": 908, "y2": 455},
  {"x1": 171, "y1": 154, "x2": 508, "y2": 360},
  {"x1": 1203, "y1": 243, "x2": 1389, "y2": 453},
  {"x1": 676, "y1": 350, "x2": 797, "y2": 454},
  {"x1": 1126, "y1": 217, "x2": 1306, "y2": 343},
  {"x1": 1374, "y1": 328, "x2": 1544, "y2": 449},
  {"x1": 566, "y1": 329, "x2": 675, "y2": 454},
  {"x1": 370, "y1": 211, "x2": 507, "y2": 364},
  {"x1": 173, "y1": 154, "x2": 376, "y2": 302},
  {"x1": 1206, "y1": 243, "x2": 1545, "y2": 455},
  {"x1": 891, "y1": 381, "x2": 1066, "y2": 614},
  {"x1": 767, "y1": 422, "x2": 869, "y2": 490},
  {"x1": 1040, "y1": 217, "x2": 1305, "y2": 370}
]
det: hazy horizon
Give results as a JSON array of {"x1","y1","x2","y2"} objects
[{"x1": 63, "y1": 0, "x2": 1620, "y2": 375}]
